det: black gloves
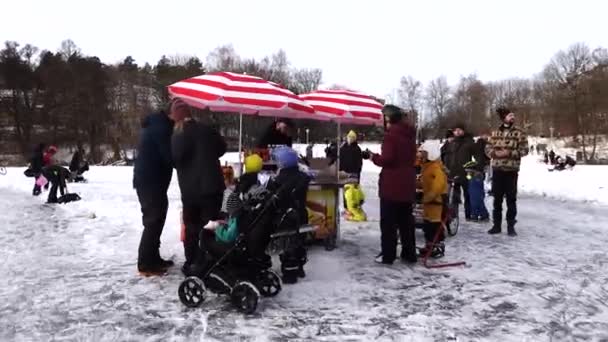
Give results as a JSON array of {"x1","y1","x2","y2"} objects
[{"x1": 361, "y1": 149, "x2": 372, "y2": 160}]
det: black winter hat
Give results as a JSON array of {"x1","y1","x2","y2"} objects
[
  {"x1": 496, "y1": 106, "x2": 511, "y2": 120},
  {"x1": 382, "y1": 104, "x2": 404, "y2": 124},
  {"x1": 453, "y1": 122, "x2": 466, "y2": 131}
]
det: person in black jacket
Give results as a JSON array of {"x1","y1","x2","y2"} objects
[
  {"x1": 30, "y1": 143, "x2": 46, "y2": 196},
  {"x1": 256, "y1": 119, "x2": 294, "y2": 148},
  {"x1": 133, "y1": 108, "x2": 174, "y2": 276},
  {"x1": 440, "y1": 130, "x2": 454, "y2": 166},
  {"x1": 340, "y1": 130, "x2": 363, "y2": 177},
  {"x1": 68, "y1": 148, "x2": 89, "y2": 182},
  {"x1": 445, "y1": 123, "x2": 476, "y2": 220},
  {"x1": 170, "y1": 99, "x2": 227, "y2": 276}
]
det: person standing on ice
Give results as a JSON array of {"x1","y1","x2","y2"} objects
[
  {"x1": 29, "y1": 143, "x2": 46, "y2": 196},
  {"x1": 339, "y1": 130, "x2": 363, "y2": 179},
  {"x1": 171, "y1": 99, "x2": 227, "y2": 276},
  {"x1": 256, "y1": 119, "x2": 294, "y2": 148},
  {"x1": 363, "y1": 104, "x2": 417, "y2": 264},
  {"x1": 133, "y1": 104, "x2": 175, "y2": 276},
  {"x1": 440, "y1": 129, "x2": 454, "y2": 166},
  {"x1": 445, "y1": 123, "x2": 476, "y2": 221},
  {"x1": 486, "y1": 107, "x2": 529, "y2": 236}
]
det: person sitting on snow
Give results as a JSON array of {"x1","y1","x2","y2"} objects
[
  {"x1": 344, "y1": 183, "x2": 367, "y2": 222},
  {"x1": 552, "y1": 155, "x2": 576, "y2": 171},
  {"x1": 416, "y1": 148, "x2": 448, "y2": 258}
]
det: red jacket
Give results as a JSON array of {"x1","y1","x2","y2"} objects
[{"x1": 371, "y1": 122, "x2": 416, "y2": 203}]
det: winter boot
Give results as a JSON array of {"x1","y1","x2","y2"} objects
[
  {"x1": 487, "y1": 224, "x2": 502, "y2": 235},
  {"x1": 418, "y1": 242, "x2": 445, "y2": 259},
  {"x1": 280, "y1": 252, "x2": 300, "y2": 284},
  {"x1": 138, "y1": 263, "x2": 168, "y2": 277},
  {"x1": 507, "y1": 221, "x2": 517, "y2": 236}
]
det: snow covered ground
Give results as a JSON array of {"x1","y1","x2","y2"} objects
[{"x1": 1, "y1": 148, "x2": 608, "y2": 341}]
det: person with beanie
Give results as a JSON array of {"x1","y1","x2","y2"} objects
[
  {"x1": 444, "y1": 123, "x2": 476, "y2": 220},
  {"x1": 416, "y1": 147, "x2": 448, "y2": 258},
  {"x1": 268, "y1": 147, "x2": 310, "y2": 283},
  {"x1": 339, "y1": 130, "x2": 363, "y2": 178},
  {"x1": 171, "y1": 98, "x2": 227, "y2": 276},
  {"x1": 365, "y1": 104, "x2": 417, "y2": 265},
  {"x1": 463, "y1": 160, "x2": 490, "y2": 222},
  {"x1": 133, "y1": 104, "x2": 175, "y2": 276},
  {"x1": 486, "y1": 107, "x2": 529, "y2": 236},
  {"x1": 237, "y1": 154, "x2": 263, "y2": 194}
]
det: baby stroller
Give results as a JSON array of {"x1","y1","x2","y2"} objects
[{"x1": 178, "y1": 180, "x2": 306, "y2": 314}]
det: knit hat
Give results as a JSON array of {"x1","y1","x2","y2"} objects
[
  {"x1": 272, "y1": 146, "x2": 299, "y2": 169},
  {"x1": 244, "y1": 154, "x2": 263, "y2": 174},
  {"x1": 453, "y1": 122, "x2": 466, "y2": 131},
  {"x1": 496, "y1": 106, "x2": 511, "y2": 120},
  {"x1": 382, "y1": 104, "x2": 404, "y2": 124}
]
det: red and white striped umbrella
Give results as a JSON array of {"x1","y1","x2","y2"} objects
[
  {"x1": 299, "y1": 89, "x2": 384, "y2": 125},
  {"x1": 167, "y1": 71, "x2": 315, "y2": 119}
]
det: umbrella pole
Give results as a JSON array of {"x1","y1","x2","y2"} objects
[
  {"x1": 239, "y1": 112, "x2": 243, "y2": 175},
  {"x1": 336, "y1": 121, "x2": 341, "y2": 182}
]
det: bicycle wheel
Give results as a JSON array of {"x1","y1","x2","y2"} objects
[{"x1": 446, "y1": 203, "x2": 459, "y2": 236}]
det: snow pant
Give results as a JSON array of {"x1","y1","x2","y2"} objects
[
  {"x1": 491, "y1": 170, "x2": 518, "y2": 227},
  {"x1": 42, "y1": 167, "x2": 67, "y2": 203},
  {"x1": 380, "y1": 200, "x2": 416, "y2": 262},
  {"x1": 468, "y1": 176, "x2": 489, "y2": 220},
  {"x1": 32, "y1": 179, "x2": 41, "y2": 196},
  {"x1": 452, "y1": 179, "x2": 471, "y2": 219},
  {"x1": 423, "y1": 220, "x2": 444, "y2": 243},
  {"x1": 136, "y1": 187, "x2": 169, "y2": 266},
  {"x1": 182, "y1": 194, "x2": 223, "y2": 267}
]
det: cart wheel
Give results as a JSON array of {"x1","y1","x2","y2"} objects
[
  {"x1": 257, "y1": 270, "x2": 282, "y2": 297},
  {"x1": 447, "y1": 205, "x2": 459, "y2": 236},
  {"x1": 231, "y1": 281, "x2": 260, "y2": 314},
  {"x1": 178, "y1": 276, "x2": 206, "y2": 308}
]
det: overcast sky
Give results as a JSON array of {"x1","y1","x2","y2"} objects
[{"x1": 2, "y1": 0, "x2": 607, "y2": 98}]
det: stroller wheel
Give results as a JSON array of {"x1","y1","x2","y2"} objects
[
  {"x1": 257, "y1": 270, "x2": 282, "y2": 297},
  {"x1": 178, "y1": 277, "x2": 206, "y2": 308},
  {"x1": 231, "y1": 281, "x2": 260, "y2": 314}
]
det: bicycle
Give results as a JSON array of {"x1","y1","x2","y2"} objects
[{"x1": 445, "y1": 178, "x2": 460, "y2": 236}]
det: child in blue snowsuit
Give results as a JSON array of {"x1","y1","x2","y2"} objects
[{"x1": 464, "y1": 160, "x2": 489, "y2": 222}]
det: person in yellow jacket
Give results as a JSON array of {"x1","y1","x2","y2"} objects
[
  {"x1": 417, "y1": 148, "x2": 448, "y2": 258},
  {"x1": 343, "y1": 183, "x2": 367, "y2": 222}
]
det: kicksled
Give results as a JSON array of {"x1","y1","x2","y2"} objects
[{"x1": 421, "y1": 217, "x2": 466, "y2": 269}]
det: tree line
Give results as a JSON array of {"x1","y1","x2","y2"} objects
[
  {"x1": 2, "y1": 40, "x2": 607, "y2": 163},
  {"x1": 0, "y1": 40, "x2": 357, "y2": 163},
  {"x1": 395, "y1": 42, "x2": 608, "y2": 161}
]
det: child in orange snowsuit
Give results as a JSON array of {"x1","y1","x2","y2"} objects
[{"x1": 416, "y1": 150, "x2": 448, "y2": 257}]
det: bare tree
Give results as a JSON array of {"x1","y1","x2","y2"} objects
[
  {"x1": 291, "y1": 68, "x2": 322, "y2": 94},
  {"x1": 206, "y1": 44, "x2": 240, "y2": 72},
  {"x1": 426, "y1": 76, "x2": 451, "y2": 126}
]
